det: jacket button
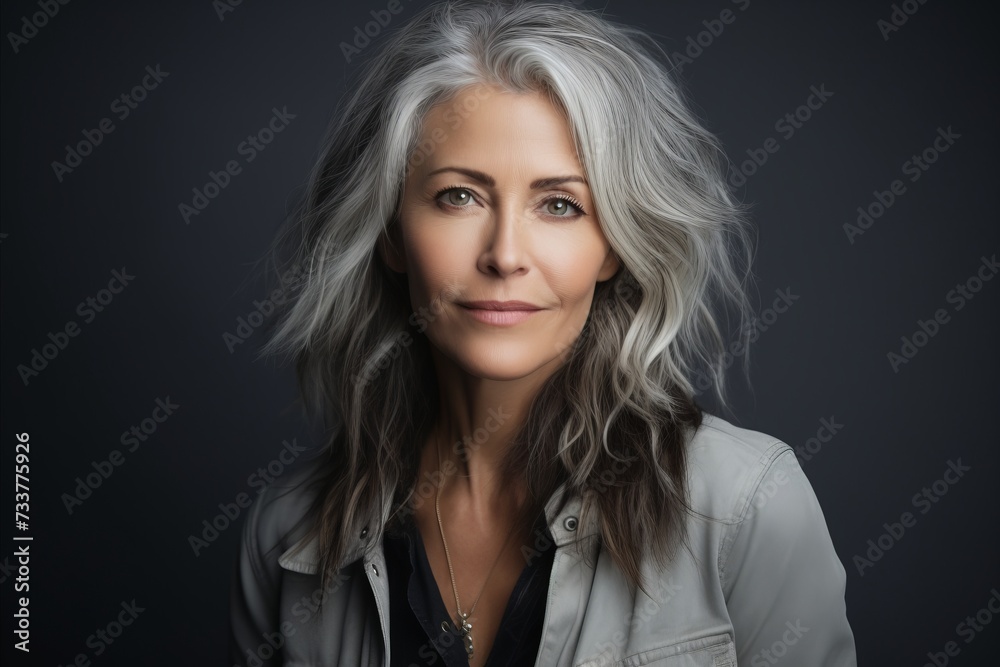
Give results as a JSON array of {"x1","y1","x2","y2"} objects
[
  {"x1": 360, "y1": 526, "x2": 369, "y2": 538},
  {"x1": 564, "y1": 516, "x2": 578, "y2": 531}
]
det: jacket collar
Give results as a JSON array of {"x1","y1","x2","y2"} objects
[{"x1": 278, "y1": 479, "x2": 598, "y2": 575}]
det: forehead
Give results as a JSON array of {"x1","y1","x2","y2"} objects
[{"x1": 412, "y1": 84, "x2": 582, "y2": 172}]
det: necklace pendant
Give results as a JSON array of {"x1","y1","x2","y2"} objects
[{"x1": 456, "y1": 612, "x2": 474, "y2": 658}]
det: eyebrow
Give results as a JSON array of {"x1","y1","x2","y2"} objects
[{"x1": 426, "y1": 166, "x2": 588, "y2": 190}]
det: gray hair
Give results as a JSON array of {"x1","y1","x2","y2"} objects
[{"x1": 260, "y1": 0, "x2": 755, "y2": 600}]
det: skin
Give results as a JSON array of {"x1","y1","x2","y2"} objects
[{"x1": 377, "y1": 82, "x2": 618, "y2": 664}]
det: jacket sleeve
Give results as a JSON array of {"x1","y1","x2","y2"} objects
[
  {"x1": 229, "y1": 485, "x2": 283, "y2": 667},
  {"x1": 720, "y1": 445, "x2": 858, "y2": 667}
]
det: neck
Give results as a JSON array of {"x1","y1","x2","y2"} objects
[{"x1": 422, "y1": 346, "x2": 562, "y2": 520}]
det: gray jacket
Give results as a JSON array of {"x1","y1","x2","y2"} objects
[{"x1": 229, "y1": 414, "x2": 858, "y2": 666}]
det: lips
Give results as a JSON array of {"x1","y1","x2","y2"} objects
[
  {"x1": 458, "y1": 302, "x2": 542, "y2": 326},
  {"x1": 458, "y1": 300, "x2": 543, "y2": 311}
]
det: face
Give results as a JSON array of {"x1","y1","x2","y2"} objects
[{"x1": 379, "y1": 83, "x2": 620, "y2": 381}]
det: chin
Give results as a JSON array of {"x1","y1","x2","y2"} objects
[{"x1": 441, "y1": 342, "x2": 557, "y2": 381}]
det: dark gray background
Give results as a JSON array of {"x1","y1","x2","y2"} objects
[{"x1": 2, "y1": 0, "x2": 997, "y2": 664}]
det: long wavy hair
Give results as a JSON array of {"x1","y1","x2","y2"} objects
[{"x1": 258, "y1": 0, "x2": 756, "y2": 602}]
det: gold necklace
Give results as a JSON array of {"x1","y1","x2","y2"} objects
[{"x1": 434, "y1": 436, "x2": 519, "y2": 661}]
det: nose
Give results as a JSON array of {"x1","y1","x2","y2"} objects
[{"x1": 478, "y1": 202, "x2": 529, "y2": 278}]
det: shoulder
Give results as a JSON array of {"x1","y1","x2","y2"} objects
[
  {"x1": 241, "y1": 457, "x2": 323, "y2": 567},
  {"x1": 684, "y1": 412, "x2": 840, "y2": 588},
  {"x1": 230, "y1": 457, "x2": 329, "y2": 662},
  {"x1": 685, "y1": 413, "x2": 846, "y2": 600},
  {"x1": 686, "y1": 415, "x2": 857, "y2": 663},
  {"x1": 684, "y1": 412, "x2": 795, "y2": 524}
]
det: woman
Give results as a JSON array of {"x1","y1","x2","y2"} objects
[{"x1": 229, "y1": 1, "x2": 858, "y2": 665}]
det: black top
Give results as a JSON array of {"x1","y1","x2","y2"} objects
[{"x1": 383, "y1": 510, "x2": 556, "y2": 667}]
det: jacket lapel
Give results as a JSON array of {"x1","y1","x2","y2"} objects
[{"x1": 277, "y1": 479, "x2": 600, "y2": 575}]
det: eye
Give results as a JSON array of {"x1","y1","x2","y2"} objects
[
  {"x1": 432, "y1": 186, "x2": 587, "y2": 219},
  {"x1": 543, "y1": 196, "x2": 586, "y2": 218},
  {"x1": 434, "y1": 186, "x2": 477, "y2": 208}
]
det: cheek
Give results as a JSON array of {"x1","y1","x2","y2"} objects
[
  {"x1": 539, "y1": 235, "x2": 609, "y2": 303},
  {"x1": 402, "y1": 223, "x2": 470, "y2": 305}
]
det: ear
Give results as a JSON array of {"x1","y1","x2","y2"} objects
[
  {"x1": 377, "y1": 219, "x2": 407, "y2": 273},
  {"x1": 596, "y1": 247, "x2": 621, "y2": 282}
]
